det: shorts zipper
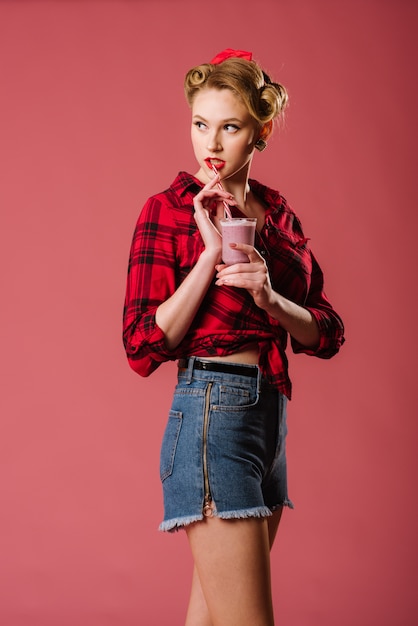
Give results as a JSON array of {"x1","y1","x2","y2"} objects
[{"x1": 202, "y1": 382, "x2": 213, "y2": 517}]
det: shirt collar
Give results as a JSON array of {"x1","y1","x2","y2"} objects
[
  {"x1": 248, "y1": 179, "x2": 284, "y2": 216},
  {"x1": 170, "y1": 172, "x2": 203, "y2": 197}
]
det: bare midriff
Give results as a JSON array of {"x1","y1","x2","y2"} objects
[{"x1": 195, "y1": 343, "x2": 259, "y2": 365}]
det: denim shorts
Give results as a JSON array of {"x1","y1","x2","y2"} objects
[{"x1": 159, "y1": 357, "x2": 294, "y2": 532}]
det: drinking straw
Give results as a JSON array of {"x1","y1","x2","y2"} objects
[{"x1": 211, "y1": 164, "x2": 233, "y2": 219}]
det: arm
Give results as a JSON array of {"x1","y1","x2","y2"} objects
[
  {"x1": 155, "y1": 248, "x2": 220, "y2": 350},
  {"x1": 123, "y1": 176, "x2": 236, "y2": 374},
  {"x1": 257, "y1": 288, "x2": 320, "y2": 348}
]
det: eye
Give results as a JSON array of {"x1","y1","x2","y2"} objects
[
  {"x1": 194, "y1": 121, "x2": 207, "y2": 130},
  {"x1": 224, "y1": 124, "x2": 240, "y2": 133}
]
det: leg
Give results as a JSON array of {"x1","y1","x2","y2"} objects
[
  {"x1": 184, "y1": 508, "x2": 284, "y2": 626},
  {"x1": 185, "y1": 515, "x2": 276, "y2": 626},
  {"x1": 184, "y1": 565, "x2": 212, "y2": 626},
  {"x1": 267, "y1": 507, "x2": 283, "y2": 547}
]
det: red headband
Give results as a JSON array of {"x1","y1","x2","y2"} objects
[{"x1": 210, "y1": 49, "x2": 253, "y2": 64}]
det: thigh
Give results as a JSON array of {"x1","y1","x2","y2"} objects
[
  {"x1": 268, "y1": 507, "x2": 283, "y2": 548},
  {"x1": 185, "y1": 508, "x2": 285, "y2": 626},
  {"x1": 186, "y1": 516, "x2": 275, "y2": 626}
]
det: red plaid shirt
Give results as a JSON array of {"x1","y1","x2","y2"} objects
[{"x1": 123, "y1": 172, "x2": 345, "y2": 398}]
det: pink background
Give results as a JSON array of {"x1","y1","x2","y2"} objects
[{"x1": 1, "y1": 1, "x2": 417, "y2": 624}]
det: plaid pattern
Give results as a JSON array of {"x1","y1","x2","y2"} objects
[{"x1": 123, "y1": 172, "x2": 344, "y2": 398}]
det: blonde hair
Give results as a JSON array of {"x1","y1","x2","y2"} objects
[{"x1": 184, "y1": 57, "x2": 288, "y2": 128}]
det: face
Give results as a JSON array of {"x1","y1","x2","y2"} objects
[{"x1": 190, "y1": 88, "x2": 260, "y2": 185}]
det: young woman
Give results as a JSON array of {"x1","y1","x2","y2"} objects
[{"x1": 123, "y1": 48, "x2": 345, "y2": 626}]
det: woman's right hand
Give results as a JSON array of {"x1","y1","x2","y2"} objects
[{"x1": 193, "y1": 174, "x2": 236, "y2": 262}]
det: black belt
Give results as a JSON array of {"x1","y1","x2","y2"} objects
[{"x1": 177, "y1": 358, "x2": 258, "y2": 379}]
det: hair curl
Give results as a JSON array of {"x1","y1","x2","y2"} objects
[{"x1": 184, "y1": 57, "x2": 288, "y2": 128}]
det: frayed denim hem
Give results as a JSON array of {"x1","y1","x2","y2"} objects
[
  {"x1": 159, "y1": 505, "x2": 279, "y2": 532},
  {"x1": 159, "y1": 500, "x2": 294, "y2": 532},
  {"x1": 215, "y1": 505, "x2": 273, "y2": 520},
  {"x1": 159, "y1": 514, "x2": 203, "y2": 533},
  {"x1": 270, "y1": 498, "x2": 295, "y2": 511}
]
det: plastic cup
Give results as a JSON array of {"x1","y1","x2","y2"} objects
[{"x1": 220, "y1": 217, "x2": 257, "y2": 265}]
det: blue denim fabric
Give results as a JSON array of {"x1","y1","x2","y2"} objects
[{"x1": 159, "y1": 357, "x2": 294, "y2": 532}]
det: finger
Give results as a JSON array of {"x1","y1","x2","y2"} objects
[
  {"x1": 216, "y1": 269, "x2": 263, "y2": 283},
  {"x1": 194, "y1": 196, "x2": 236, "y2": 219},
  {"x1": 215, "y1": 274, "x2": 264, "y2": 288},
  {"x1": 216, "y1": 259, "x2": 266, "y2": 279},
  {"x1": 208, "y1": 171, "x2": 220, "y2": 186},
  {"x1": 227, "y1": 242, "x2": 263, "y2": 262},
  {"x1": 194, "y1": 188, "x2": 234, "y2": 204},
  {"x1": 198, "y1": 172, "x2": 220, "y2": 193}
]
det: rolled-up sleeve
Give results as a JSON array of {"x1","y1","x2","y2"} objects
[
  {"x1": 291, "y1": 252, "x2": 345, "y2": 358},
  {"x1": 123, "y1": 196, "x2": 180, "y2": 376}
]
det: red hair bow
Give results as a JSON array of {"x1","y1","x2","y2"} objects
[{"x1": 210, "y1": 49, "x2": 253, "y2": 64}]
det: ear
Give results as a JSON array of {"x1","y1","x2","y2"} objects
[{"x1": 259, "y1": 120, "x2": 273, "y2": 141}]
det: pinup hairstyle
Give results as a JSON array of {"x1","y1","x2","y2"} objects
[{"x1": 184, "y1": 56, "x2": 288, "y2": 128}]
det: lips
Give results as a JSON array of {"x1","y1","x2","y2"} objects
[{"x1": 205, "y1": 158, "x2": 225, "y2": 170}]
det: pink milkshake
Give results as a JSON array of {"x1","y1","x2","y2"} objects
[{"x1": 220, "y1": 217, "x2": 257, "y2": 265}]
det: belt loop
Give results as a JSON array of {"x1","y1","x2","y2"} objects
[
  {"x1": 256, "y1": 366, "x2": 262, "y2": 393},
  {"x1": 256, "y1": 365, "x2": 262, "y2": 398},
  {"x1": 185, "y1": 356, "x2": 196, "y2": 384}
]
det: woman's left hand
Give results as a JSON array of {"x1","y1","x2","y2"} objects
[{"x1": 215, "y1": 243, "x2": 273, "y2": 310}]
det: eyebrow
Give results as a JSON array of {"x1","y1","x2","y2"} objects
[{"x1": 192, "y1": 115, "x2": 244, "y2": 124}]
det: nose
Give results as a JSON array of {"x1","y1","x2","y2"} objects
[{"x1": 207, "y1": 131, "x2": 222, "y2": 152}]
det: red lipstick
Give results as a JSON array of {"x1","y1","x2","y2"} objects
[{"x1": 205, "y1": 158, "x2": 225, "y2": 170}]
